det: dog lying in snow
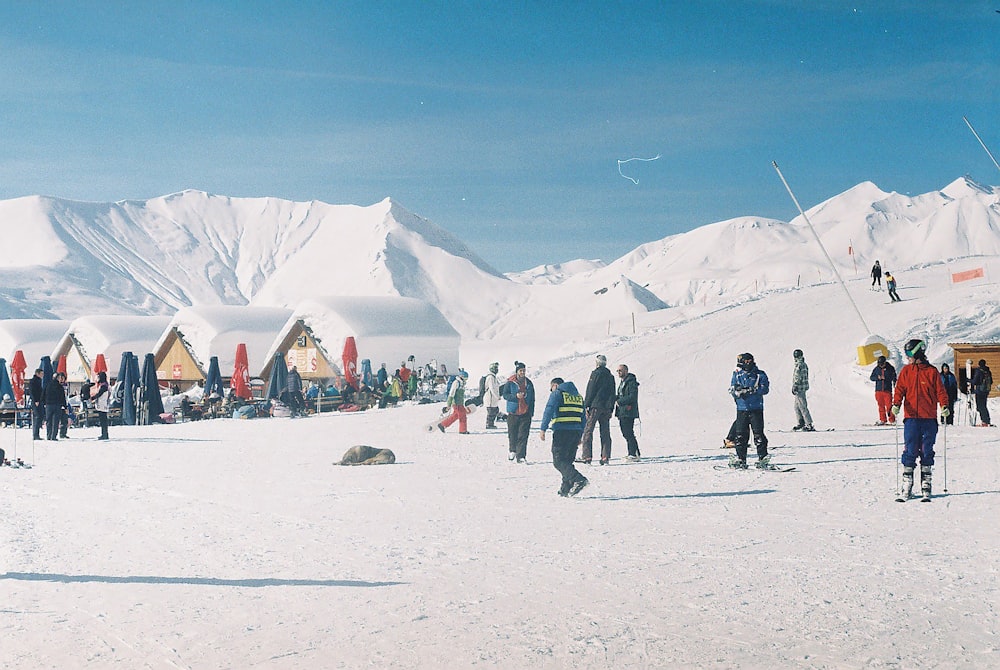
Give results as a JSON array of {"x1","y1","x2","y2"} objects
[{"x1": 337, "y1": 445, "x2": 396, "y2": 466}]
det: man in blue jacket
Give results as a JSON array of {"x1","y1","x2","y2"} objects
[
  {"x1": 728, "y1": 352, "x2": 771, "y2": 469},
  {"x1": 501, "y1": 362, "x2": 535, "y2": 463},
  {"x1": 540, "y1": 377, "x2": 588, "y2": 497}
]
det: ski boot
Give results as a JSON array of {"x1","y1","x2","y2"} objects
[
  {"x1": 756, "y1": 455, "x2": 773, "y2": 470},
  {"x1": 920, "y1": 465, "x2": 932, "y2": 501},
  {"x1": 900, "y1": 466, "x2": 914, "y2": 501}
]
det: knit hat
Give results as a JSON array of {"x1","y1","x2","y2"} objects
[
  {"x1": 489, "y1": 362, "x2": 499, "y2": 374},
  {"x1": 515, "y1": 361, "x2": 526, "y2": 371},
  {"x1": 596, "y1": 355, "x2": 607, "y2": 366}
]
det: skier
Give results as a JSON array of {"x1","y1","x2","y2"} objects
[
  {"x1": 870, "y1": 356, "x2": 897, "y2": 424},
  {"x1": 539, "y1": 377, "x2": 588, "y2": 497},
  {"x1": 580, "y1": 354, "x2": 616, "y2": 465},
  {"x1": 939, "y1": 363, "x2": 958, "y2": 426},
  {"x1": 481, "y1": 362, "x2": 502, "y2": 429},
  {"x1": 891, "y1": 339, "x2": 949, "y2": 501},
  {"x1": 970, "y1": 359, "x2": 994, "y2": 426},
  {"x1": 728, "y1": 352, "x2": 771, "y2": 469},
  {"x1": 871, "y1": 260, "x2": 882, "y2": 290},
  {"x1": 437, "y1": 370, "x2": 469, "y2": 434},
  {"x1": 501, "y1": 362, "x2": 535, "y2": 463},
  {"x1": 790, "y1": 349, "x2": 814, "y2": 431},
  {"x1": 885, "y1": 272, "x2": 901, "y2": 302},
  {"x1": 614, "y1": 364, "x2": 641, "y2": 460},
  {"x1": 28, "y1": 368, "x2": 44, "y2": 440}
]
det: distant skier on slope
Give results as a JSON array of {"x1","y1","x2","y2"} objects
[
  {"x1": 871, "y1": 260, "x2": 882, "y2": 290},
  {"x1": 885, "y1": 272, "x2": 901, "y2": 302},
  {"x1": 790, "y1": 349, "x2": 814, "y2": 432}
]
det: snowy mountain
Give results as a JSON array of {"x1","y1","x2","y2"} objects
[{"x1": 0, "y1": 178, "x2": 998, "y2": 341}]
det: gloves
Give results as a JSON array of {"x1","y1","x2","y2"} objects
[
  {"x1": 941, "y1": 407, "x2": 950, "y2": 418},
  {"x1": 890, "y1": 405, "x2": 900, "y2": 417}
]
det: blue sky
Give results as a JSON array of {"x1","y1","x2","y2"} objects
[{"x1": 1, "y1": 1, "x2": 997, "y2": 271}]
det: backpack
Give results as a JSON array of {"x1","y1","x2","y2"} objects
[
  {"x1": 478, "y1": 375, "x2": 487, "y2": 398},
  {"x1": 980, "y1": 368, "x2": 994, "y2": 393}
]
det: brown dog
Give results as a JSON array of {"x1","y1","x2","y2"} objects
[{"x1": 337, "y1": 445, "x2": 396, "y2": 466}]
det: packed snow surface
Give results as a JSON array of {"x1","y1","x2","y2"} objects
[{"x1": 2, "y1": 263, "x2": 998, "y2": 668}]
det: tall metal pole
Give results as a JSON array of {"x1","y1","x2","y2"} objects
[
  {"x1": 963, "y1": 116, "x2": 1000, "y2": 173},
  {"x1": 772, "y1": 161, "x2": 873, "y2": 335}
]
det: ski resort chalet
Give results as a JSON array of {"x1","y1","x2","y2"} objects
[
  {"x1": 261, "y1": 296, "x2": 461, "y2": 383},
  {"x1": 152, "y1": 306, "x2": 293, "y2": 391}
]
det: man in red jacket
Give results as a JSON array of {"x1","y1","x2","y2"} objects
[{"x1": 891, "y1": 339, "x2": 949, "y2": 500}]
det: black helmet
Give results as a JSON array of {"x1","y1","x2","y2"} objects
[
  {"x1": 904, "y1": 338, "x2": 926, "y2": 359},
  {"x1": 737, "y1": 352, "x2": 755, "y2": 369},
  {"x1": 793, "y1": 349, "x2": 803, "y2": 359}
]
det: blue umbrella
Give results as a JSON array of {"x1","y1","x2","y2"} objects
[
  {"x1": 40, "y1": 355, "x2": 53, "y2": 392},
  {"x1": 0, "y1": 358, "x2": 13, "y2": 401},
  {"x1": 204, "y1": 356, "x2": 225, "y2": 398},
  {"x1": 266, "y1": 352, "x2": 288, "y2": 401},
  {"x1": 139, "y1": 353, "x2": 165, "y2": 424},
  {"x1": 361, "y1": 359, "x2": 374, "y2": 389}
]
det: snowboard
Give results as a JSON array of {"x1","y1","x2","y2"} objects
[{"x1": 714, "y1": 464, "x2": 796, "y2": 473}]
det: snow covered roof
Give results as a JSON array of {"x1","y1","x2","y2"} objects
[
  {"x1": 0, "y1": 319, "x2": 72, "y2": 368},
  {"x1": 61, "y1": 315, "x2": 173, "y2": 369},
  {"x1": 267, "y1": 296, "x2": 461, "y2": 373},
  {"x1": 154, "y1": 305, "x2": 293, "y2": 374}
]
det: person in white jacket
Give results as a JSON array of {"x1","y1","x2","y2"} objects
[{"x1": 483, "y1": 362, "x2": 502, "y2": 429}]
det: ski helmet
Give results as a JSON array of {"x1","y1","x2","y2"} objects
[
  {"x1": 737, "y1": 352, "x2": 755, "y2": 369},
  {"x1": 903, "y1": 339, "x2": 926, "y2": 359},
  {"x1": 793, "y1": 349, "x2": 803, "y2": 359}
]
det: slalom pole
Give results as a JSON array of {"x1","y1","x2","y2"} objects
[
  {"x1": 772, "y1": 162, "x2": 873, "y2": 336},
  {"x1": 963, "y1": 116, "x2": 1000, "y2": 173}
]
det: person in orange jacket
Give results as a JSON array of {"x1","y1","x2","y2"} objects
[{"x1": 891, "y1": 339, "x2": 949, "y2": 500}]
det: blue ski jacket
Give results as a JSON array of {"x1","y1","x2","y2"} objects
[
  {"x1": 730, "y1": 365, "x2": 770, "y2": 411},
  {"x1": 540, "y1": 381, "x2": 584, "y2": 432}
]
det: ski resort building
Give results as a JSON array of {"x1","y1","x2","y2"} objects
[
  {"x1": 949, "y1": 342, "x2": 1000, "y2": 398},
  {"x1": 152, "y1": 306, "x2": 293, "y2": 390},
  {"x1": 0, "y1": 319, "x2": 71, "y2": 371},
  {"x1": 262, "y1": 296, "x2": 461, "y2": 383},
  {"x1": 51, "y1": 315, "x2": 173, "y2": 383}
]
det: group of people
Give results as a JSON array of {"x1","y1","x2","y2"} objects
[
  {"x1": 870, "y1": 354, "x2": 993, "y2": 428},
  {"x1": 25, "y1": 368, "x2": 111, "y2": 441}
]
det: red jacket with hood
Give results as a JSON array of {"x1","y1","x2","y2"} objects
[{"x1": 892, "y1": 360, "x2": 948, "y2": 420}]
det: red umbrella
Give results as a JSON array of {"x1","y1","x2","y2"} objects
[
  {"x1": 230, "y1": 343, "x2": 252, "y2": 400},
  {"x1": 342, "y1": 336, "x2": 359, "y2": 390},
  {"x1": 93, "y1": 353, "x2": 108, "y2": 376},
  {"x1": 57, "y1": 355, "x2": 68, "y2": 375},
  {"x1": 10, "y1": 350, "x2": 27, "y2": 404}
]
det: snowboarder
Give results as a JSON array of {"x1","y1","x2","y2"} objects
[
  {"x1": 940, "y1": 363, "x2": 958, "y2": 426},
  {"x1": 870, "y1": 355, "x2": 897, "y2": 424},
  {"x1": 580, "y1": 354, "x2": 616, "y2": 465},
  {"x1": 791, "y1": 349, "x2": 814, "y2": 431},
  {"x1": 539, "y1": 377, "x2": 588, "y2": 497},
  {"x1": 891, "y1": 339, "x2": 949, "y2": 500},
  {"x1": 970, "y1": 359, "x2": 994, "y2": 426},
  {"x1": 885, "y1": 272, "x2": 901, "y2": 302},
  {"x1": 728, "y1": 352, "x2": 771, "y2": 469},
  {"x1": 501, "y1": 362, "x2": 535, "y2": 463},
  {"x1": 615, "y1": 364, "x2": 641, "y2": 460},
  {"x1": 437, "y1": 370, "x2": 469, "y2": 434},
  {"x1": 871, "y1": 260, "x2": 882, "y2": 290}
]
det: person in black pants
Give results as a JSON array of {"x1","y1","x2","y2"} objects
[
  {"x1": 28, "y1": 368, "x2": 45, "y2": 440},
  {"x1": 539, "y1": 377, "x2": 588, "y2": 497},
  {"x1": 501, "y1": 362, "x2": 535, "y2": 463},
  {"x1": 615, "y1": 364, "x2": 641, "y2": 460},
  {"x1": 44, "y1": 372, "x2": 68, "y2": 441}
]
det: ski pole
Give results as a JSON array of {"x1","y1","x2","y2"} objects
[
  {"x1": 894, "y1": 419, "x2": 900, "y2": 494},
  {"x1": 942, "y1": 422, "x2": 948, "y2": 493}
]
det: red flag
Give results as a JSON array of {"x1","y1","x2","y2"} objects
[
  {"x1": 11, "y1": 350, "x2": 26, "y2": 405},
  {"x1": 231, "y1": 343, "x2": 252, "y2": 400},
  {"x1": 57, "y1": 355, "x2": 68, "y2": 375},
  {"x1": 342, "y1": 336, "x2": 359, "y2": 390}
]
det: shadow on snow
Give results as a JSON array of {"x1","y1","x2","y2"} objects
[{"x1": 0, "y1": 572, "x2": 404, "y2": 588}]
